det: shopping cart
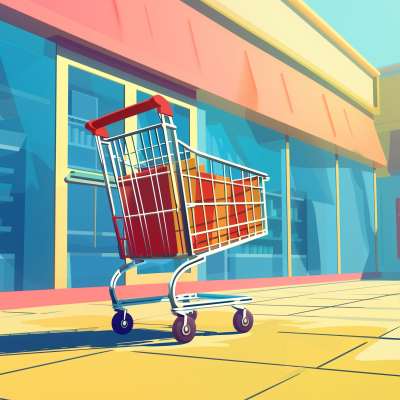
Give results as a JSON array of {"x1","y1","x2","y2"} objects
[{"x1": 85, "y1": 95, "x2": 270, "y2": 343}]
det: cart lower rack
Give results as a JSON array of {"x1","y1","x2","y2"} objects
[{"x1": 85, "y1": 95, "x2": 269, "y2": 343}]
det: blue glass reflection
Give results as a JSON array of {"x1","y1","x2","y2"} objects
[
  {"x1": 68, "y1": 67, "x2": 124, "y2": 173},
  {"x1": 197, "y1": 102, "x2": 287, "y2": 281},
  {"x1": 289, "y1": 139, "x2": 337, "y2": 276},
  {"x1": 67, "y1": 184, "x2": 122, "y2": 288}
]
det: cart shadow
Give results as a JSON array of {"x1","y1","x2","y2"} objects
[{"x1": 0, "y1": 328, "x2": 241, "y2": 355}]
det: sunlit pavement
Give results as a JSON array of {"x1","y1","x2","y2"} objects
[{"x1": 1, "y1": 279, "x2": 400, "y2": 399}]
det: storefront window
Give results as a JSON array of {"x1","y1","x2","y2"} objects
[
  {"x1": 339, "y1": 156, "x2": 375, "y2": 273},
  {"x1": 289, "y1": 139, "x2": 337, "y2": 276},
  {"x1": 68, "y1": 67, "x2": 124, "y2": 172},
  {"x1": 0, "y1": 21, "x2": 56, "y2": 291},
  {"x1": 197, "y1": 102, "x2": 287, "y2": 280},
  {"x1": 135, "y1": 90, "x2": 191, "y2": 274},
  {"x1": 66, "y1": 67, "x2": 125, "y2": 287}
]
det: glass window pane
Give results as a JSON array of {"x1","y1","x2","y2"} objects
[
  {"x1": 289, "y1": 138, "x2": 337, "y2": 276},
  {"x1": 197, "y1": 102, "x2": 287, "y2": 281},
  {"x1": 339, "y1": 156, "x2": 375, "y2": 273},
  {"x1": 68, "y1": 67, "x2": 124, "y2": 173},
  {"x1": 67, "y1": 183, "x2": 122, "y2": 288},
  {"x1": 0, "y1": 21, "x2": 56, "y2": 291}
]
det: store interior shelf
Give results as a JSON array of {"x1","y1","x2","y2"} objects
[
  {"x1": 65, "y1": 170, "x2": 116, "y2": 188},
  {"x1": 68, "y1": 115, "x2": 89, "y2": 123},
  {"x1": 228, "y1": 254, "x2": 283, "y2": 258},
  {"x1": 68, "y1": 141, "x2": 96, "y2": 150}
]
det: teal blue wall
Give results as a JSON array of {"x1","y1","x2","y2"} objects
[
  {"x1": 377, "y1": 175, "x2": 400, "y2": 278},
  {"x1": 0, "y1": 21, "x2": 56, "y2": 291}
]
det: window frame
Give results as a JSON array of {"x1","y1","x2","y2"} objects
[{"x1": 55, "y1": 55, "x2": 197, "y2": 288}]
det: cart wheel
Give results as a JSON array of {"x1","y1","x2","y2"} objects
[
  {"x1": 189, "y1": 310, "x2": 198, "y2": 321},
  {"x1": 233, "y1": 309, "x2": 253, "y2": 333},
  {"x1": 112, "y1": 311, "x2": 133, "y2": 335},
  {"x1": 172, "y1": 315, "x2": 196, "y2": 343}
]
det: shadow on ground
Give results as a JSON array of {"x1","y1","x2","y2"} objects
[{"x1": 0, "y1": 327, "x2": 240, "y2": 355}]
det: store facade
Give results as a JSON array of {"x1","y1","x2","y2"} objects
[
  {"x1": 375, "y1": 62, "x2": 400, "y2": 279},
  {"x1": 0, "y1": 0, "x2": 385, "y2": 292}
]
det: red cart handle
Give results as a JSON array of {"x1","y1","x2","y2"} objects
[{"x1": 85, "y1": 95, "x2": 174, "y2": 138}]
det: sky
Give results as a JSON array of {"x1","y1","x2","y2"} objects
[{"x1": 303, "y1": 0, "x2": 400, "y2": 69}]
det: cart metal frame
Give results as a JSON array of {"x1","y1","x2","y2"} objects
[{"x1": 85, "y1": 95, "x2": 269, "y2": 342}]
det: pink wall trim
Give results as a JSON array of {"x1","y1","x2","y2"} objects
[
  {"x1": 0, "y1": 0, "x2": 385, "y2": 166},
  {"x1": 0, "y1": 272, "x2": 381, "y2": 311}
]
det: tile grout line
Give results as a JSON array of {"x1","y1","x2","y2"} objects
[
  {"x1": 132, "y1": 351, "x2": 400, "y2": 378},
  {"x1": 289, "y1": 291, "x2": 400, "y2": 316},
  {"x1": 278, "y1": 331, "x2": 400, "y2": 341},
  {"x1": 244, "y1": 373, "x2": 301, "y2": 399},
  {"x1": 0, "y1": 350, "x2": 112, "y2": 375},
  {"x1": 380, "y1": 325, "x2": 400, "y2": 337}
]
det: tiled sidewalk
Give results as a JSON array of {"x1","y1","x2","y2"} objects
[{"x1": 0, "y1": 280, "x2": 399, "y2": 399}]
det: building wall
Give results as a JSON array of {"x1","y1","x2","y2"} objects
[
  {"x1": 0, "y1": 0, "x2": 386, "y2": 167},
  {"x1": 202, "y1": 0, "x2": 376, "y2": 107}
]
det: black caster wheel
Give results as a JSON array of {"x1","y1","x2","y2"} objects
[
  {"x1": 233, "y1": 309, "x2": 253, "y2": 333},
  {"x1": 172, "y1": 315, "x2": 196, "y2": 343},
  {"x1": 189, "y1": 310, "x2": 198, "y2": 321},
  {"x1": 112, "y1": 311, "x2": 134, "y2": 335}
]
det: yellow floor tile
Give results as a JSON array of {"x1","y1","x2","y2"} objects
[
  {"x1": 0, "y1": 350, "x2": 299, "y2": 400},
  {"x1": 134, "y1": 310, "x2": 373, "y2": 369},
  {"x1": 2, "y1": 280, "x2": 400, "y2": 399},
  {"x1": 0, "y1": 349, "x2": 104, "y2": 375}
]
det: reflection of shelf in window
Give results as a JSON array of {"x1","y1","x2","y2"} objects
[
  {"x1": 68, "y1": 115, "x2": 90, "y2": 122},
  {"x1": 0, "y1": 167, "x2": 14, "y2": 175},
  {"x1": 67, "y1": 230, "x2": 116, "y2": 237},
  {"x1": 0, "y1": 226, "x2": 12, "y2": 232},
  {"x1": 68, "y1": 141, "x2": 96, "y2": 150},
  {"x1": 69, "y1": 120, "x2": 87, "y2": 128},
  {"x1": 265, "y1": 191, "x2": 282, "y2": 198},
  {"x1": 67, "y1": 165, "x2": 102, "y2": 174},
  {"x1": 264, "y1": 237, "x2": 282, "y2": 241},
  {"x1": 0, "y1": 129, "x2": 27, "y2": 152},
  {"x1": 228, "y1": 254, "x2": 283, "y2": 258},
  {"x1": 67, "y1": 252, "x2": 120, "y2": 258},
  {"x1": 268, "y1": 216, "x2": 282, "y2": 221},
  {"x1": 0, "y1": 195, "x2": 13, "y2": 202},
  {"x1": 291, "y1": 238, "x2": 303, "y2": 242},
  {"x1": 292, "y1": 255, "x2": 307, "y2": 258},
  {"x1": 291, "y1": 219, "x2": 302, "y2": 223},
  {"x1": 290, "y1": 197, "x2": 304, "y2": 202}
]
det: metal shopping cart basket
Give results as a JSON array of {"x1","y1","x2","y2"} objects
[{"x1": 85, "y1": 95, "x2": 270, "y2": 343}]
